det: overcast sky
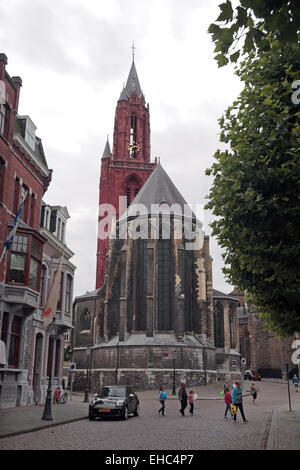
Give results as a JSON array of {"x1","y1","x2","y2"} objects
[{"x1": 0, "y1": 0, "x2": 243, "y2": 298}]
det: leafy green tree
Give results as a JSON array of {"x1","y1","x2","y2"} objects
[
  {"x1": 208, "y1": 0, "x2": 300, "y2": 67},
  {"x1": 205, "y1": 38, "x2": 300, "y2": 336}
]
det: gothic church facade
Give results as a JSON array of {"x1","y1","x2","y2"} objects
[{"x1": 71, "y1": 58, "x2": 240, "y2": 390}]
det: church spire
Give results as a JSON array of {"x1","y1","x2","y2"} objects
[
  {"x1": 119, "y1": 44, "x2": 143, "y2": 101},
  {"x1": 102, "y1": 136, "x2": 111, "y2": 159}
]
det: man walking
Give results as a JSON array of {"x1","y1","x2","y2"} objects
[
  {"x1": 232, "y1": 381, "x2": 248, "y2": 423},
  {"x1": 178, "y1": 383, "x2": 188, "y2": 416}
]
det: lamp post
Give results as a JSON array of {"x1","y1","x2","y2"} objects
[
  {"x1": 172, "y1": 351, "x2": 176, "y2": 395},
  {"x1": 286, "y1": 363, "x2": 292, "y2": 412},
  {"x1": 42, "y1": 320, "x2": 57, "y2": 421},
  {"x1": 84, "y1": 345, "x2": 91, "y2": 403}
]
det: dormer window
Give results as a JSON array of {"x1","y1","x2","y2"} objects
[{"x1": 24, "y1": 117, "x2": 36, "y2": 151}]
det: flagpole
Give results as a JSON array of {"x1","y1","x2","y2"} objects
[
  {"x1": 41, "y1": 246, "x2": 65, "y2": 420},
  {"x1": 0, "y1": 246, "x2": 6, "y2": 266}
]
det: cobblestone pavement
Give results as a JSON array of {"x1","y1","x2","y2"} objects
[{"x1": 0, "y1": 380, "x2": 299, "y2": 450}]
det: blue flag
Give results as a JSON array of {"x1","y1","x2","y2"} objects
[{"x1": 4, "y1": 191, "x2": 27, "y2": 251}]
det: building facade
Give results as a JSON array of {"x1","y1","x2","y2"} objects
[
  {"x1": 0, "y1": 54, "x2": 75, "y2": 408},
  {"x1": 233, "y1": 290, "x2": 299, "y2": 379},
  {"x1": 71, "y1": 163, "x2": 240, "y2": 391}
]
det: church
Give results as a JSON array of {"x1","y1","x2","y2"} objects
[{"x1": 71, "y1": 55, "x2": 241, "y2": 391}]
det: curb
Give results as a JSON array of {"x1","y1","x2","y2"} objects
[{"x1": 0, "y1": 416, "x2": 88, "y2": 440}]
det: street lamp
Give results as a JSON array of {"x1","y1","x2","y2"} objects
[
  {"x1": 42, "y1": 320, "x2": 57, "y2": 421},
  {"x1": 172, "y1": 351, "x2": 176, "y2": 395},
  {"x1": 286, "y1": 363, "x2": 292, "y2": 412},
  {"x1": 84, "y1": 345, "x2": 91, "y2": 403}
]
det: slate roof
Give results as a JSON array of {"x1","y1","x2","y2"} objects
[
  {"x1": 213, "y1": 289, "x2": 239, "y2": 302},
  {"x1": 102, "y1": 138, "x2": 111, "y2": 159},
  {"x1": 14, "y1": 116, "x2": 49, "y2": 175},
  {"x1": 120, "y1": 162, "x2": 195, "y2": 221},
  {"x1": 119, "y1": 60, "x2": 143, "y2": 101}
]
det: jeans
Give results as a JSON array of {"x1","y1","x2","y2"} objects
[
  {"x1": 159, "y1": 400, "x2": 165, "y2": 415},
  {"x1": 180, "y1": 399, "x2": 188, "y2": 415},
  {"x1": 233, "y1": 402, "x2": 246, "y2": 421},
  {"x1": 189, "y1": 403, "x2": 194, "y2": 415},
  {"x1": 224, "y1": 403, "x2": 232, "y2": 417}
]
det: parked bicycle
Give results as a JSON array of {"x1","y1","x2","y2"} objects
[
  {"x1": 59, "y1": 390, "x2": 68, "y2": 404},
  {"x1": 53, "y1": 385, "x2": 68, "y2": 404}
]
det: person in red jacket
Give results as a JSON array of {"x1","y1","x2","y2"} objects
[
  {"x1": 53, "y1": 386, "x2": 61, "y2": 404},
  {"x1": 224, "y1": 388, "x2": 233, "y2": 418}
]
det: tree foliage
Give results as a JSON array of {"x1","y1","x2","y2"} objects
[
  {"x1": 205, "y1": 38, "x2": 300, "y2": 336},
  {"x1": 209, "y1": 0, "x2": 300, "y2": 67}
]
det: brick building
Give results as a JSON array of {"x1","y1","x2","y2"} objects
[
  {"x1": 232, "y1": 290, "x2": 298, "y2": 379},
  {"x1": 0, "y1": 54, "x2": 75, "y2": 408},
  {"x1": 71, "y1": 58, "x2": 241, "y2": 391}
]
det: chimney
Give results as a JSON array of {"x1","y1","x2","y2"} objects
[
  {"x1": 11, "y1": 76, "x2": 22, "y2": 112},
  {"x1": 0, "y1": 53, "x2": 8, "y2": 81}
]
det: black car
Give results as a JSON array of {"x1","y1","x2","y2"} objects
[{"x1": 88, "y1": 385, "x2": 140, "y2": 420}]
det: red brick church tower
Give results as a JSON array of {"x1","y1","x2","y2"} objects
[{"x1": 96, "y1": 55, "x2": 156, "y2": 288}]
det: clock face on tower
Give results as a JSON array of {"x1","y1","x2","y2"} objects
[{"x1": 128, "y1": 142, "x2": 140, "y2": 156}]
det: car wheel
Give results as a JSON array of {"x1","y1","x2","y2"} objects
[
  {"x1": 133, "y1": 403, "x2": 140, "y2": 417},
  {"x1": 89, "y1": 415, "x2": 96, "y2": 421},
  {"x1": 123, "y1": 407, "x2": 128, "y2": 420}
]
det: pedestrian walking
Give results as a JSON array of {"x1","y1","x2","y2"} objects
[
  {"x1": 232, "y1": 381, "x2": 248, "y2": 423},
  {"x1": 188, "y1": 390, "x2": 194, "y2": 415},
  {"x1": 292, "y1": 374, "x2": 299, "y2": 392},
  {"x1": 250, "y1": 382, "x2": 257, "y2": 403},
  {"x1": 178, "y1": 382, "x2": 188, "y2": 416},
  {"x1": 224, "y1": 388, "x2": 233, "y2": 418},
  {"x1": 158, "y1": 386, "x2": 166, "y2": 416}
]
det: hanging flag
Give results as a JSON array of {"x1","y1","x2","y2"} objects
[
  {"x1": 4, "y1": 191, "x2": 27, "y2": 251},
  {"x1": 42, "y1": 250, "x2": 64, "y2": 328}
]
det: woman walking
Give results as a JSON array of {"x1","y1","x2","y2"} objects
[
  {"x1": 232, "y1": 381, "x2": 248, "y2": 423},
  {"x1": 158, "y1": 386, "x2": 166, "y2": 416}
]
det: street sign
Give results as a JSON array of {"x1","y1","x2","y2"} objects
[
  {"x1": 241, "y1": 358, "x2": 246, "y2": 366},
  {"x1": 69, "y1": 362, "x2": 76, "y2": 372}
]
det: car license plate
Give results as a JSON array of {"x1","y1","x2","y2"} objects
[{"x1": 100, "y1": 409, "x2": 110, "y2": 412}]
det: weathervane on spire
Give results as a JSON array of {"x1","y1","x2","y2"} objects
[{"x1": 131, "y1": 41, "x2": 136, "y2": 61}]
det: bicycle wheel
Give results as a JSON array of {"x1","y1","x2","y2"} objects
[{"x1": 60, "y1": 393, "x2": 68, "y2": 404}]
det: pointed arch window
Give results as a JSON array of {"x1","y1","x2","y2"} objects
[
  {"x1": 214, "y1": 302, "x2": 224, "y2": 348},
  {"x1": 129, "y1": 114, "x2": 137, "y2": 158},
  {"x1": 136, "y1": 239, "x2": 147, "y2": 331},
  {"x1": 229, "y1": 306, "x2": 236, "y2": 349},
  {"x1": 157, "y1": 238, "x2": 171, "y2": 331}
]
